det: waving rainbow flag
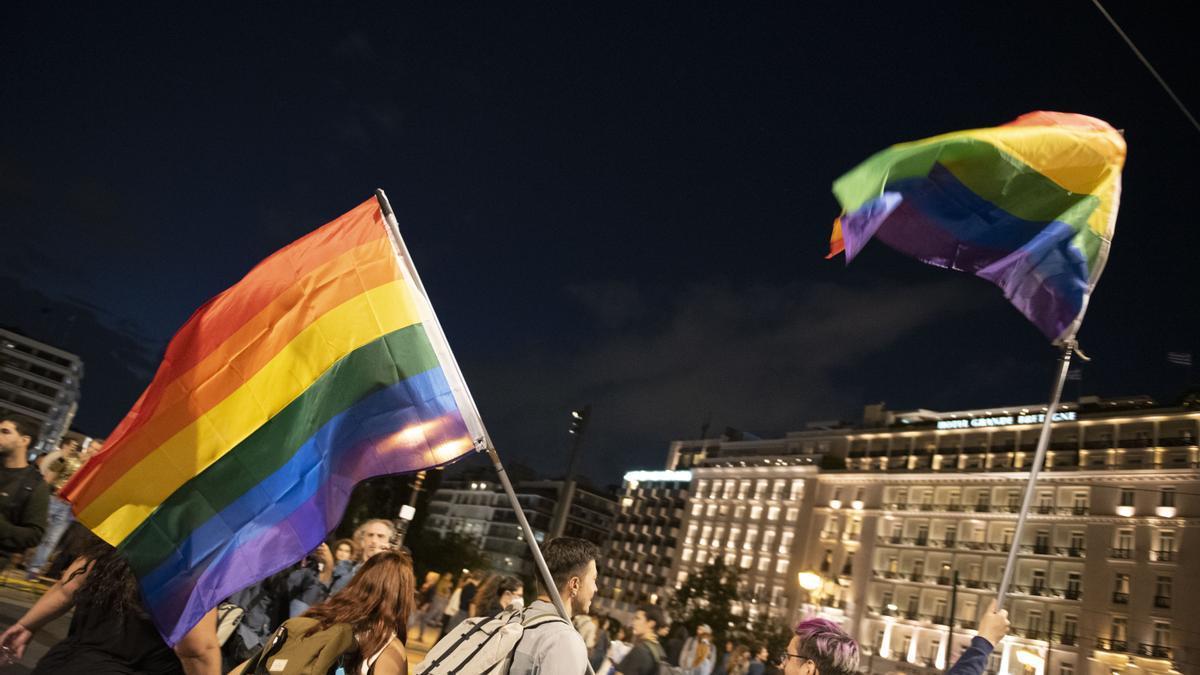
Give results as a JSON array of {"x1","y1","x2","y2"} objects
[
  {"x1": 62, "y1": 194, "x2": 485, "y2": 644},
  {"x1": 828, "y1": 111, "x2": 1126, "y2": 343}
]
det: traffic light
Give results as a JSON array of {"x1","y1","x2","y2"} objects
[{"x1": 568, "y1": 405, "x2": 591, "y2": 435}]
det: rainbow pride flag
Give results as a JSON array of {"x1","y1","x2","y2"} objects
[
  {"x1": 61, "y1": 195, "x2": 484, "y2": 644},
  {"x1": 828, "y1": 111, "x2": 1126, "y2": 343}
]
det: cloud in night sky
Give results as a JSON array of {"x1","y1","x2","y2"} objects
[{"x1": 468, "y1": 277, "x2": 974, "y2": 483}]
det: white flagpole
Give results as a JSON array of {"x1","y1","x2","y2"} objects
[
  {"x1": 995, "y1": 341, "x2": 1075, "y2": 608},
  {"x1": 372, "y1": 190, "x2": 587, "y2": 657}
]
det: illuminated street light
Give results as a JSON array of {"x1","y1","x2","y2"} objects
[{"x1": 798, "y1": 572, "x2": 822, "y2": 591}]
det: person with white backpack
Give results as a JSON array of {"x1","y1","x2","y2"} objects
[{"x1": 418, "y1": 537, "x2": 598, "y2": 675}]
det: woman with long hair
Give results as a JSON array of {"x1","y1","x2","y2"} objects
[
  {"x1": 294, "y1": 549, "x2": 415, "y2": 674},
  {"x1": 470, "y1": 573, "x2": 524, "y2": 617},
  {"x1": 679, "y1": 624, "x2": 716, "y2": 675},
  {"x1": 0, "y1": 533, "x2": 220, "y2": 674}
]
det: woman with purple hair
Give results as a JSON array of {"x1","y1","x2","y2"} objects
[{"x1": 779, "y1": 602, "x2": 1008, "y2": 675}]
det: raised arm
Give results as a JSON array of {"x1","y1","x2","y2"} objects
[
  {"x1": 0, "y1": 556, "x2": 91, "y2": 661},
  {"x1": 947, "y1": 601, "x2": 1009, "y2": 675}
]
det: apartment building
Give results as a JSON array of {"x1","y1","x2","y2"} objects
[
  {"x1": 0, "y1": 328, "x2": 82, "y2": 453},
  {"x1": 424, "y1": 478, "x2": 616, "y2": 577},
  {"x1": 593, "y1": 470, "x2": 692, "y2": 622}
]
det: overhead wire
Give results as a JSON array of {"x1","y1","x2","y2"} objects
[{"x1": 1090, "y1": 0, "x2": 1200, "y2": 138}]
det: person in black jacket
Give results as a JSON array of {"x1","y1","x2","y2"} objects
[{"x1": 0, "y1": 416, "x2": 49, "y2": 559}]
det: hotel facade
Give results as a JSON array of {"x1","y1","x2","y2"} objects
[{"x1": 630, "y1": 395, "x2": 1198, "y2": 675}]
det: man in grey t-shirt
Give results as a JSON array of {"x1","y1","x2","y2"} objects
[{"x1": 508, "y1": 537, "x2": 599, "y2": 675}]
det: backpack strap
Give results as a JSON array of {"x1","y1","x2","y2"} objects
[
  {"x1": 245, "y1": 624, "x2": 288, "y2": 675},
  {"x1": 448, "y1": 611, "x2": 527, "y2": 673},
  {"x1": 425, "y1": 614, "x2": 494, "y2": 668},
  {"x1": 426, "y1": 609, "x2": 520, "y2": 671},
  {"x1": 520, "y1": 611, "x2": 569, "y2": 628},
  {"x1": 361, "y1": 634, "x2": 397, "y2": 675}
]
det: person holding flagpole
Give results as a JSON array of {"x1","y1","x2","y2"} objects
[{"x1": 507, "y1": 537, "x2": 599, "y2": 675}]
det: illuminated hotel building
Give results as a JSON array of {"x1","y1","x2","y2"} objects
[{"x1": 660, "y1": 396, "x2": 1197, "y2": 675}]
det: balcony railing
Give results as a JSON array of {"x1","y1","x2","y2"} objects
[
  {"x1": 1112, "y1": 591, "x2": 1129, "y2": 604},
  {"x1": 1151, "y1": 550, "x2": 1176, "y2": 562},
  {"x1": 1138, "y1": 644, "x2": 1172, "y2": 659},
  {"x1": 1055, "y1": 546, "x2": 1086, "y2": 557},
  {"x1": 881, "y1": 501, "x2": 1091, "y2": 514},
  {"x1": 1096, "y1": 637, "x2": 1129, "y2": 652},
  {"x1": 1110, "y1": 547, "x2": 1134, "y2": 559},
  {"x1": 1154, "y1": 595, "x2": 1172, "y2": 608}
]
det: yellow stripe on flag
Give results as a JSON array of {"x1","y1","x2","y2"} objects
[{"x1": 79, "y1": 279, "x2": 422, "y2": 544}]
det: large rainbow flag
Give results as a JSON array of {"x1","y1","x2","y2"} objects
[
  {"x1": 62, "y1": 195, "x2": 484, "y2": 644},
  {"x1": 828, "y1": 111, "x2": 1126, "y2": 344}
]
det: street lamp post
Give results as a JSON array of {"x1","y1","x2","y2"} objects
[
  {"x1": 550, "y1": 405, "x2": 591, "y2": 540},
  {"x1": 393, "y1": 469, "x2": 427, "y2": 549},
  {"x1": 394, "y1": 504, "x2": 416, "y2": 549}
]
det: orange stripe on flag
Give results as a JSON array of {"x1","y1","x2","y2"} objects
[
  {"x1": 826, "y1": 216, "x2": 846, "y2": 259},
  {"x1": 65, "y1": 241, "x2": 404, "y2": 512},
  {"x1": 87, "y1": 199, "x2": 388, "y2": 457}
]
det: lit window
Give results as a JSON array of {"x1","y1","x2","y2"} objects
[
  {"x1": 776, "y1": 558, "x2": 789, "y2": 574},
  {"x1": 767, "y1": 506, "x2": 781, "y2": 521},
  {"x1": 790, "y1": 479, "x2": 805, "y2": 500},
  {"x1": 745, "y1": 528, "x2": 758, "y2": 549}
]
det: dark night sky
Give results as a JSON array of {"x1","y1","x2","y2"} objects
[{"x1": 3, "y1": 3, "x2": 1197, "y2": 485}]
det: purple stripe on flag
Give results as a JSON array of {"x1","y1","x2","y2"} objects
[
  {"x1": 157, "y1": 415, "x2": 470, "y2": 644},
  {"x1": 840, "y1": 165, "x2": 1089, "y2": 341}
]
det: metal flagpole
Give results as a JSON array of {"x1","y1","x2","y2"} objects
[
  {"x1": 945, "y1": 569, "x2": 958, "y2": 672},
  {"x1": 372, "y1": 190, "x2": 588, "y2": 658},
  {"x1": 994, "y1": 341, "x2": 1075, "y2": 608}
]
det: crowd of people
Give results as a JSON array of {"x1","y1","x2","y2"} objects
[{"x1": 1, "y1": 414, "x2": 1015, "y2": 674}]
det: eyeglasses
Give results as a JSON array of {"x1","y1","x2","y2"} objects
[{"x1": 777, "y1": 654, "x2": 818, "y2": 672}]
